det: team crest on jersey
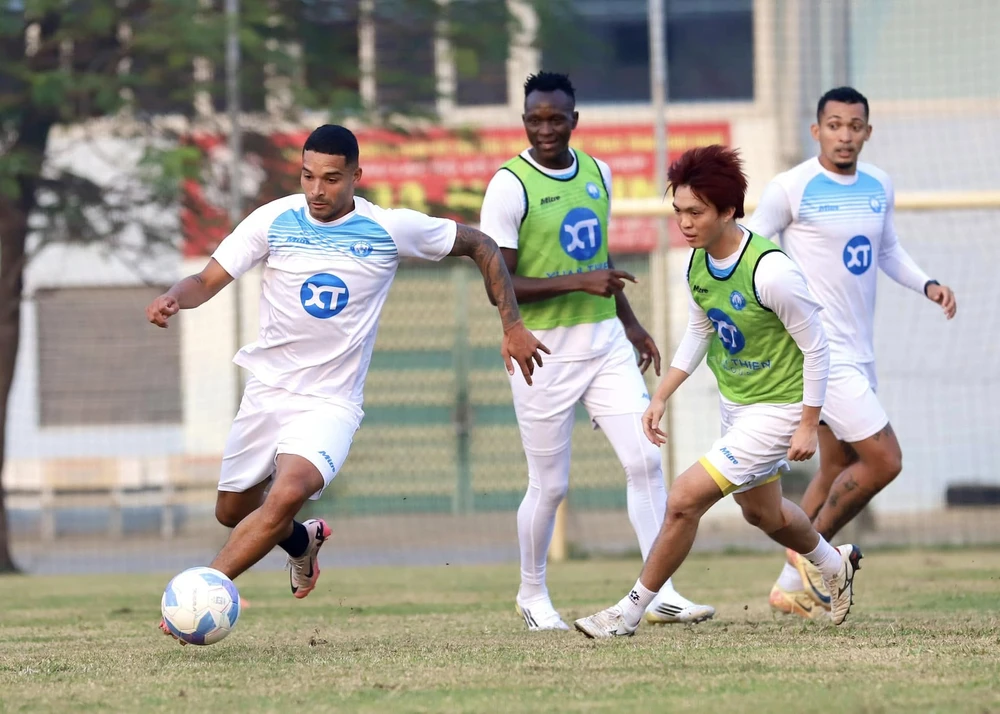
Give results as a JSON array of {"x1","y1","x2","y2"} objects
[
  {"x1": 300, "y1": 273, "x2": 350, "y2": 319},
  {"x1": 585, "y1": 182, "x2": 601, "y2": 200},
  {"x1": 706, "y1": 308, "x2": 746, "y2": 356},
  {"x1": 560, "y1": 207, "x2": 602, "y2": 261},
  {"x1": 729, "y1": 291, "x2": 746, "y2": 311},
  {"x1": 868, "y1": 196, "x2": 883, "y2": 213},
  {"x1": 351, "y1": 241, "x2": 373, "y2": 258}
]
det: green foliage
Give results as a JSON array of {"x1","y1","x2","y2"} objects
[{"x1": 0, "y1": 0, "x2": 567, "y2": 253}]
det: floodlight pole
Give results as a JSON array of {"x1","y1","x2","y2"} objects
[
  {"x1": 648, "y1": 0, "x2": 675, "y2": 485},
  {"x1": 226, "y1": 0, "x2": 244, "y2": 412}
]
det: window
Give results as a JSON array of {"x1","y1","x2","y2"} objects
[
  {"x1": 539, "y1": 0, "x2": 754, "y2": 103},
  {"x1": 35, "y1": 287, "x2": 182, "y2": 426},
  {"x1": 450, "y1": 0, "x2": 509, "y2": 106},
  {"x1": 295, "y1": 0, "x2": 362, "y2": 111},
  {"x1": 374, "y1": 0, "x2": 438, "y2": 112}
]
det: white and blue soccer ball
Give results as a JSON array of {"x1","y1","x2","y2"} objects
[{"x1": 161, "y1": 566, "x2": 241, "y2": 645}]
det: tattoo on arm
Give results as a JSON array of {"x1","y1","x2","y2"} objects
[{"x1": 451, "y1": 224, "x2": 522, "y2": 330}]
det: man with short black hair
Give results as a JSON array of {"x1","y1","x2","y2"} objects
[
  {"x1": 148, "y1": 124, "x2": 547, "y2": 642},
  {"x1": 479, "y1": 72, "x2": 715, "y2": 631},
  {"x1": 748, "y1": 87, "x2": 957, "y2": 619}
]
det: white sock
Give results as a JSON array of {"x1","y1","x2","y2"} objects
[
  {"x1": 516, "y1": 584, "x2": 550, "y2": 604},
  {"x1": 803, "y1": 537, "x2": 842, "y2": 579},
  {"x1": 617, "y1": 579, "x2": 657, "y2": 628},
  {"x1": 776, "y1": 562, "x2": 804, "y2": 591}
]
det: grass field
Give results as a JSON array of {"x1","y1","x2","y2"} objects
[{"x1": 2, "y1": 547, "x2": 999, "y2": 713}]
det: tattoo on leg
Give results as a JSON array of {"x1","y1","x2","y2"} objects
[{"x1": 871, "y1": 423, "x2": 894, "y2": 443}]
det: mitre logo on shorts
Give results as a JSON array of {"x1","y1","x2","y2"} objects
[
  {"x1": 300, "y1": 273, "x2": 349, "y2": 319},
  {"x1": 560, "y1": 207, "x2": 602, "y2": 261},
  {"x1": 706, "y1": 308, "x2": 746, "y2": 356}
]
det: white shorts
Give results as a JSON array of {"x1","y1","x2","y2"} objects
[
  {"x1": 508, "y1": 329, "x2": 650, "y2": 454},
  {"x1": 218, "y1": 376, "x2": 362, "y2": 500},
  {"x1": 819, "y1": 361, "x2": 889, "y2": 443},
  {"x1": 700, "y1": 400, "x2": 801, "y2": 496}
]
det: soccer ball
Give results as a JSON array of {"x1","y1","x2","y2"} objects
[{"x1": 160, "y1": 566, "x2": 241, "y2": 645}]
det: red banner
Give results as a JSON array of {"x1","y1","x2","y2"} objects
[{"x1": 182, "y1": 122, "x2": 730, "y2": 256}]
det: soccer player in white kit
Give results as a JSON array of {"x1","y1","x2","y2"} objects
[
  {"x1": 147, "y1": 125, "x2": 547, "y2": 640},
  {"x1": 575, "y1": 145, "x2": 862, "y2": 639},
  {"x1": 479, "y1": 72, "x2": 714, "y2": 631},
  {"x1": 747, "y1": 87, "x2": 957, "y2": 619}
]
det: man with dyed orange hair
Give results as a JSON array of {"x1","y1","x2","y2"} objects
[{"x1": 574, "y1": 145, "x2": 863, "y2": 638}]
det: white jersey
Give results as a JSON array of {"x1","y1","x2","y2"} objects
[
  {"x1": 479, "y1": 148, "x2": 624, "y2": 362},
  {"x1": 212, "y1": 194, "x2": 457, "y2": 411},
  {"x1": 747, "y1": 157, "x2": 931, "y2": 364}
]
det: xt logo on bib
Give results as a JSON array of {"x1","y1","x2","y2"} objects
[
  {"x1": 843, "y1": 235, "x2": 873, "y2": 275},
  {"x1": 301, "y1": 273, "x2": 349, "y2": 318},
  {"x1": 707, "y1": 308, "x2": 746, "y2": 355},
  {"x1": 560, "y1": 207, "x2": 602, "y2": 261}
]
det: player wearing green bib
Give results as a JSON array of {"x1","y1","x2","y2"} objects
[
  {"x1": 479, "y1": 72, "x2": 714, "y2": 631},
  {"x1": 575, "y1": 145, "x2": 865, "y2": 639}
]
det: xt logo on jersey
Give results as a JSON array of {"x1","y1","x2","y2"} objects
[
  {"x1": 560, "y1": 207, "x2": 602, "y2": 261},
  {"x1": 706, "y1": 308, "x2": 746, "y2": 356},
  {"x1": 300, "y1": 273, "x2": 350, "y2": 318},
  {"x1": 843, "y1": 235, "x2": 873, "y2": 275}
]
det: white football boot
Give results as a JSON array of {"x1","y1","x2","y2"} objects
[
  {"x1": 287, "y1": 518, "x2": 332, "y2": 599},
  {"x1": 515, "y1": 596, "x2": 570, "y2": 631},
  {"x1": 574, "y1": 605, "x2": 638, "y2": 639}
]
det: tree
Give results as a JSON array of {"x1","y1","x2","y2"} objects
[{"x1": 0, "y1": 0, "x2": 566, "y2": 571}]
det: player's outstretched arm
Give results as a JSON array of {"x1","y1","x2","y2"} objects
[
  {"x1": 491, "y1": 249, "x2": 637, "y2": 305},
  {"x1": 146, "y1": 258, "x2": 235, "y2": 328},
  {"x1": 450, "y1": 224, "x2": 551, "y2": 385}
]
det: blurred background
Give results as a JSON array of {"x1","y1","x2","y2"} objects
[{"x1": 2, "y1": 0, "x2": 998, "y2": 575}]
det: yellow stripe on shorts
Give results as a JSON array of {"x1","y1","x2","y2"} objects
[{"x1": 699, "y1": 457, "x2": 739, "y2": 497}]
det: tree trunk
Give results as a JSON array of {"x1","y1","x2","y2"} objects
[
  {"x1": 0, "y1": 105, "x2": 53, "y2": 572},
  {"x1": 0, "y1": 197, "x2": 28, "y2": 573}
]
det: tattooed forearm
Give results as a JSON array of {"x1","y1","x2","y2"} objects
[{"x1": 450, "y1": 224, "x2": 522, "y2": 330}]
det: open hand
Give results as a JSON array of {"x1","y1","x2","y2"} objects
[
  {"x1": 502, "y1": 321, "x2": 550, "y2": 386},
  {"x1": 642, "y1": 399, "x2": 668, "y2": 446}
]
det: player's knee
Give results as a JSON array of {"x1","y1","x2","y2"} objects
[
  {"x1": 740, "y1": 504, "x2": 784, "y2": 533},
  {"x1": 739, "y1": 502, "x2": 763, "y2": 528},
  {"x1": 623, "y1": 445, "x2": 663, "y2": 485},
  {"x1": 864, "y1": 440, "x2": 903, "y2": 484},
  {"x1": 665, "y1": 490, "x2": 704, "y2": 524},
  {"x1": 215, "y1": 501, "x2": 243, "y2": 529},
  {"x1": 538, "y1": 477, "x2": 569, "y2": 505},
  {"x1": 883, "y1": 443, "x2": 903, "y2": 479},
  {"x1": 263, "y1": 467, "x2": 320, "y2": 522}
]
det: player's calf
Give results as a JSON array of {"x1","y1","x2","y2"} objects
[{"x1": 813, "y1": 423, "x2": 902, "y2": 540}]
